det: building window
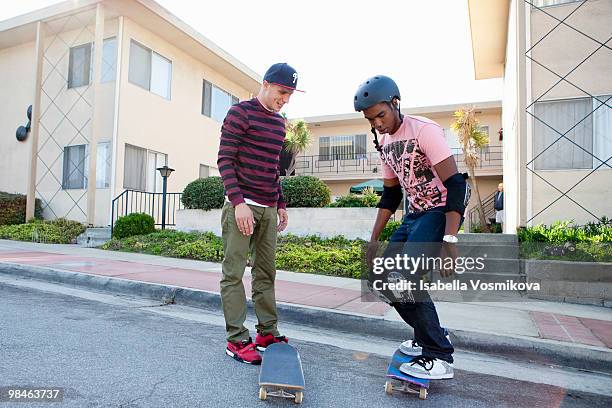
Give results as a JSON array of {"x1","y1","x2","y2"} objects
[
  {"x1": 146, "y1": 150, "x2": 168, "y2": 193},
  {"x1": 444, "y1": 128, "x2": 461, "y2": 150},
  {"x1": 128, "y1": 40, "x2": 172, "y2": 99},
  {"x1": 534, "y1": 97, "x2": 592, "y2": 170},
  {"x1": 101, "y1": 37, "x2": 117, "y2": 83},
  {"x1": 96, "y1": 142, "x2": 111, "y2": 188},
  {"x1": 123, "y1": 144, "x2": 147, "y2": 190},
  {"x1": 199, "y1": 164, "x2": 211, "y2": 178},
  {"x1": 202, "y1": 80, "x2": 239, "y2": 122},
  {"x1": 68, "y1": 44, "x2": 91, "y2": 88},
  {"x1": 62, "y1": 144, "x2": 87, "y2": 189},
  {"x1": 68, "y1": 38, "x2": 117, "y2": 88},
  {"x1": 532, "y1": 96, "x2": 611, "y2": 170},
  {"x1": 532, "y1": 0, "x2": 582, "y2": 8},
  {"x1": 593, "y1": 95, "x2": 612, "y2": 170},
  {"x1": 319, "y1": 134, "x2": 367, "y2": 161},
  {"x1": 61, "y1": 143, "x2": 110, "y2": 189}
]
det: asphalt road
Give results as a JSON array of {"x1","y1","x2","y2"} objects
[{"x1": 0, "y1": 278, "x2": 610, "y2": 408}]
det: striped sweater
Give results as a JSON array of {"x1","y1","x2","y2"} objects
[{"x1": 217, "y1": 98, "x2": 286, "y2": 209}]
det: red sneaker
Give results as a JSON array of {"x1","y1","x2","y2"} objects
[
  {"x1": 225, "y1": 338, "x2": 262, "y2": 365},
  {"x1": 255, "y1": 333, "x2": 288, "y2": 352}
]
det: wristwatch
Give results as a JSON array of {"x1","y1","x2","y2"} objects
[{"x1": 442, "y1": 234, "x2": 459, "y2": 244}]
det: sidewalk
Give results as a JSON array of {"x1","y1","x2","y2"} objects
[{"x1": 1, "y1": 239, "x2": 611, "y2": 371}]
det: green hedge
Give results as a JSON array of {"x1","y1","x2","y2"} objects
[
  {"x1": 103, "y1": 231, "x2": 364, "y2": 278},
  {"x1": 103, "y1": 230, "x2": 224, "y2": 261},
  {"x1": 518, "y1": 219, "x2": 611, "y2": 262},
  {"x1": 328, "y1": 192, "x2": 379, "y2": 208},
  {"x1": 517, "y1": 219, "x2": 612, "y2": 243},
  {"x1": 281, "y1": 176, "x2": 331, "y2": 208},
  {"x1": 380, "y1": 220, "x2": 401, "y2": 241},
  {"x1": 182, "y1": 177, "x2": 225, "y2": 211},
  {"x1": 0, "y1": 192, "x2": 42, "y2": 225},
  {"x1": 112, "y1": 213, "x2": 155, "y2": 239},
  {"x1": 0, "y1": 219, "x2": 85, "y2": 244}
]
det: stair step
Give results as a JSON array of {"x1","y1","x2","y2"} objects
[
  {"x1": 458, "y1": 233, "x2": 518, "y2": 244},
  {"x1": 77, "y1": 227, "x2": 111, "y2": 247}
]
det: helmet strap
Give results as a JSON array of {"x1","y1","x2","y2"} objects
[
  {"x1": 371, "y1": 99, "x2": 403, "y2": 153},
  {"x1": 370, "y1": 127, "x2": 382, "y2": 152}
]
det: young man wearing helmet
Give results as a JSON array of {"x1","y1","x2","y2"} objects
[{"x1": 355, "y1": 75, "x2": 470, "y2": 380}]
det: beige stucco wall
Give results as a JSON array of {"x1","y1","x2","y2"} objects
[
  {"x1": 530, "y1": 0, "x2": 612, "y2": 100},
  {"x1": 303, "y1": 111, "x2": 502, "y2": 157},
  {"x1": 527, "y1": 0, "x2": 612, "y2": 225},
  {"x1": 531, "y1": 171, "x2": 612, "y2": 225},
  {"x1": 326, "y1": 181, "x2": 359, "y2": 198},
  {"x1": 298, "y1": 109, "x2": 502, "y2": 189},
  {"x1": 1, "y1": 13, "x2": 257, "y2": 227},
  {"x1": 0, "y1": 41, "x2": 36, "y2": 195},
  {"x1": 0, "y1": 18, "x2": 118, "y2": 226},
  {"x1": 112, "y1": 17, "x2": 254, "y2": 204}
]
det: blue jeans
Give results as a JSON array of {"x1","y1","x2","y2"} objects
[{"x1": 388, "y1": 208, "x2": 454, "y2": 363}]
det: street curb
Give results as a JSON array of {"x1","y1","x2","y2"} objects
[{"x1": 1, "y1": 261, "x2": 611, "y2": 374}]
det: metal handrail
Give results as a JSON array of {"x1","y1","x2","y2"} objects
[{"x1": 111, "y1": 190, "x2": 183, "y2": 234}]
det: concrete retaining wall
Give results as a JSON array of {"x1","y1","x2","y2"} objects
[
  {"x1": 525, "y1": 259, "x2": 612, "y2": 306},
  {"x1": 176, "y1": 207, "x2": 379, "y2": 240}
]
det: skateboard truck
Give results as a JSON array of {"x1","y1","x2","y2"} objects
[
  {"x1": 385, "y1": 380, "x2": 428, "y2": 400},
  {"x1": 259, "y1": 387, "x2": 303, "y2": 404}
]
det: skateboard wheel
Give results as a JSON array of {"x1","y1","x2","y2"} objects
[
  {"x1": 384, "y1": 381, "x2": 393, "y2": 395},
  {"x1": 294, "y1": 391, "x2": 303, "y2": 404},
  {"x1": 259, "y1": 387, "x2": 267, "y2": 400},
  {"x1": 419, "y1": 388, "x2": 427, "y2": 400}
]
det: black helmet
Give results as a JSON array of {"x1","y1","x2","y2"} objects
[{"x1": 353, "y1": 75, "x2": 401, "y2": 112}]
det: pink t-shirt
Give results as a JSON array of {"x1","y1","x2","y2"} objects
[{"x1": 379, "y1": 115, "x2": 452, "y2": 212}]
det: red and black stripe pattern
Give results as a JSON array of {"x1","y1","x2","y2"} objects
[{"x1": 217, "y1": 98, "x2": 286, "y2": 209}]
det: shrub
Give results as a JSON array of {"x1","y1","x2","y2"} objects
[
  {"x1": 281, "y1": 176, "x2": 331, "y2": 208},
  {"x1": 329, "y1": 190, "x2": 380, "y2": 208},
  {"x1": 517, "y1": 218, "x2": 612, "y2": 243},
  {"x1": 112, "y1": 213, "x2": 155, "y2": 239},
  {"x1": 517, "y1": 218, "x2": 611, "y2": 262},
  {"x1": 380, "y1": 220, "x2": 401, "y2": 241},
  {"x1": 0, "y1": 218, "x2": 85, "y2": 244},
  {"x1": 0, "y1": 192, "x2": 42, "y2": 225},
  {"x1": 182, "y1": 177, "x2": 225, "y2": 211}
]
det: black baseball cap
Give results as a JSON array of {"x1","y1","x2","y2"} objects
[{"x1": 263, "y1": 63, "x2": 304, "y2": 92}]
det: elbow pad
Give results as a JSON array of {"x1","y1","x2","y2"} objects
[
  {"x1": 443, "y1": 173, "x2": 471, "y2": 215},
  {"x1": 377, "y1": 184, "x2": 403, "y2": 212}
]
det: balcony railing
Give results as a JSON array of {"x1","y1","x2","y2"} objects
[{"x1": 295, "y1": 146, "x2": 503, "y2": 177}]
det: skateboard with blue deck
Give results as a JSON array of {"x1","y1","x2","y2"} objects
[
  {"x1": 385, "y1": 349, "x2": 430, "y2": 400},
  {"x1": 258, "y1": 343, "x2": 305, "y2": 404}
]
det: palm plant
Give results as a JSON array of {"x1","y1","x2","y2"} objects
[
  {"x1": 451, "y1": 108, "x2": 490, "y2": 232},
  {"x1": 280, "y1": 114, "x2": 311, "y2": 175}
]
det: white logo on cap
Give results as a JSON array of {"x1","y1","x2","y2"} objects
[{"x1": 292, "y1": 73, "x2": 298, "y2": 84}]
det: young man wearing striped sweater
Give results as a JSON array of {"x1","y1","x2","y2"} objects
[{"x1": 217, "y1": 63, "x2": 301, "y2": 364}]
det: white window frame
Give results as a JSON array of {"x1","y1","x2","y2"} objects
[
  {"x1": 62, "y1": 142, "x2": 111, "y2": 190},
  {"x1": 319, "y1": 134, "x2": 367, "y2": 161},
  {"x1": 532, "y1": 0, "x2": 583, "y2": 9},
  {"x1": 68, "y1": 37, "x2": 117, "y2": 89},
  {"x1": 532, "y1": 95, "x2": 605, "y2": 171},
  {"x1": 202, "y1": 80, "x2": 239, "y2": 122},
  {"x1": 128, "y1": 40, "x2": 172, "y2": 100},
  {"x1": 62, "y1": 144, "x2": 87, "y2": 189},
  {"x1": 146, "y1": 150, "x2": 168, "y2": 193}
]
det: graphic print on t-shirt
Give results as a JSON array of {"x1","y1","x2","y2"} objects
[{"x1": 380, "y1": 138, "x2": 443, "y2": 212}]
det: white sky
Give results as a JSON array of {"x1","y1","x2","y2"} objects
[{"x1": 1, "y1": 0, "x2": 502, "y2": 118}]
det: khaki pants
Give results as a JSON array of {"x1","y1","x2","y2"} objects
[{"x1": 220, "y1": 203, "x2": 280, "y2": 342}]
